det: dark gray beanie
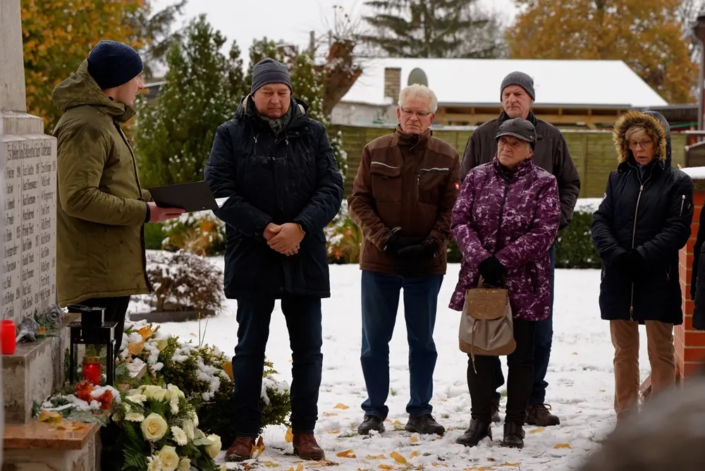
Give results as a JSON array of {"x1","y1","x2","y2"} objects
[
  {"x1": 251, "y1": 58, "x2": 292, "y2": 94},
  {"x1": 87, "y1": 40, "x2": 143, "y2": 90},
  {"x1": 500, "y1": 71, "x2": 535, "y2": 100}
]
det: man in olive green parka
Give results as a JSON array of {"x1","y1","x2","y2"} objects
[{"x1": 53, "y1": 41, "x2": 183, "y2": 351}]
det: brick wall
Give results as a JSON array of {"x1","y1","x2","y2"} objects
[
  {"x1": 676, "y1": 188, "x2": 705, "y2": 380},
  {"x1": 332, "y1": 125, "x2": 688, "y2": 198}
]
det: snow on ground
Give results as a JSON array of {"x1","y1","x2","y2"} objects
[{"x1": 140, "y1": 262, "x2": 654, "y2": 471}]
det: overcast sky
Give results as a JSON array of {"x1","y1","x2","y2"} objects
[{"x1": 152, "y1": 0, "x2": 518, "y2": 67}]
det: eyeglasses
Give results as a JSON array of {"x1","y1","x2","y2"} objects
[
  {"x1": 628, "y1": 140, "x2": 653, "y2": 149},
  {"x1": 401, "y1": 108, "x2": 432, "y2": 118}
]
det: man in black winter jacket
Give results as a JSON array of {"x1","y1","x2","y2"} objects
[
  {"x1": 205, "y1": 58, "x2": 343, "y2": 463},
  {"x1": 459, "y1": 72, "x2": 581, "y2": 427}
]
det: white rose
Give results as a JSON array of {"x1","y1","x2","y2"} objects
[
  {"x1": 205, "y1": 434, "x2": 222, "y2": 459},
  {"x1": 182, "y1": 420, "x2": 195, "y2": 440},
  {"x1": 171, "y1": 426, "x2": 188, "y2": 446},
  {"x1": 127, "y1": 394, "x2": 147, "y2": 405},
  {"x1": 169, "y1": 396, "x2": 179, "y2": 415},
  {"x1": 177, "y1": 458, "x2": 191, "y2": 471},
  {"x1": 147, "y1": 456, "x2": 163, "y2": 471},
  {"x1": 143, "y1": 385, "x2": 167, "y2": 402},
  {"x1": 141, "y1": 413, "x2": 168, "y2": 442},
  {"x1": 126, "y1": 412, "x2": 145, "y2": 422},
  {"x1": 157, "y1": 445, "x2": 180, "y2": 471},
  {"x1": 167, "y1": 384, "x2": 185, "y2": 398}
]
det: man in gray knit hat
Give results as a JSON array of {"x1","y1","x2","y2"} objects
[
  {"x1": 205, "y1": 58, "x2": 343, "y2": 462},
  {"x1": 459, "y1": 71, "x2": 581, "y2": 428}
]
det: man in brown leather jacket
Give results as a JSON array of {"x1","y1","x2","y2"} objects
[
  {"x1": 348, "y1": 84, "x2": 460, "y2": 436},
  {"x1": 460, "y1": 71, "x2": 581, "y2": 427}
]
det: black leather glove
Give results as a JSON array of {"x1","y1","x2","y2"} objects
[
  {"x1": 478, "y1": 256, "x2": 506, "y2": 286},
  {"x1": 384, "y1": 230, "x2": 422, "y2": 255},
  {"x1": 397, "y1": 240, "x2": 438, "y2": 260}
]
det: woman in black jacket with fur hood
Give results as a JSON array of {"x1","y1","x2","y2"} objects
[{"x1": 592, "y1": 110, "x2": 693, "y2": 421}]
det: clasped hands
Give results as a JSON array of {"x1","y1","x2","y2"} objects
[{"x1": 264, "y1": 223, "x2": 305, "y2": 257}]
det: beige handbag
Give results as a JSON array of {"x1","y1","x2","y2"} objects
[{"x1": 459, "y1": 277, "x2": 516, "y2": 373}]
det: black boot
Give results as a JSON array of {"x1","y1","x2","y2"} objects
[
  {"x1": 357, "y1": 415, "x2": 385, "y2": 435},
  {"x1": 501, "y1": 422, "x2": 525, "y2": 449},
  {"x1": 405, "y1": 414, "x2": 445, "y2": 436},
  {"x1": 456, "y1": 419, "x2": 492, "y2": 447}
]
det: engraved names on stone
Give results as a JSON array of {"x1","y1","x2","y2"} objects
[{"x1": 1, "y1": 137, "x2": 56, "y2": 323}]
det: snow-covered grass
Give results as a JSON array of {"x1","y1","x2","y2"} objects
[{"x1": 135, "y1": 262, "x2": 653, "y2": 471}]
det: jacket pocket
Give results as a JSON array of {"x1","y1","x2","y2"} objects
[
  {"x1": 370, "y1": 161, "x2": 402, "y2": 202},
  {"x1": 417, "y1": 168, "x2": 449, "y2": 205}
]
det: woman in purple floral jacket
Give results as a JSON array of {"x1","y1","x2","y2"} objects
[{"x1": 450, "y1": 118, "x2": 561, "y2": 449}]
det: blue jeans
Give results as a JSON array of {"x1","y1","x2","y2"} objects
[
  {"x1": 232, "y1": 296, "x2": 323, "y2": 436},
  {"x1": 360, "y1": 271, "x2": 444, "y2": 419},
  {"x1": 491, "y1": 244, "x2": 555, "y2": 405}
]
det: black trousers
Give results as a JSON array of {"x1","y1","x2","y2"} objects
[
  {"x1": 81, "y1": 297, "x2": 131, "y2": 356},
  {"x1": 467, "y1": 318, "x2": 536, "y2": 425}
]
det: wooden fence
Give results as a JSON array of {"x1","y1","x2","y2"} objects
[{"x1": 331, "y1": 125, "x2": 688, "y2": 198}]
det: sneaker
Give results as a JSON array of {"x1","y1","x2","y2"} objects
[
  {"x1": 357, "y1": 415, "x2": 385, "y2": 435},
  {"x1": 405, "y1": 414, "x2": 445, "y2": 436},
  {"x1": 225, "y1": 436, "x2": 256, "y2": 462},
  {"x1": 293, "y1": 433, "x2": 325, "y2": 461},
  {"x1": 525, "y1": 403, "x2": 561, "y2": 426}
]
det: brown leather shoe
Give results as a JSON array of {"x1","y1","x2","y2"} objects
[
  {"x1": 225, "y1": 436, "x2": 256, "y2": 462},
  {"x1": 293, "y1": 433, "x2": 325, "y2": 461},
  {"x1": 525, "y1": 404, "x2": 561, "y2": 426}
]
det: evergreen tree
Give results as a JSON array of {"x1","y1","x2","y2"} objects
[
  {"x1": 135, "y1": 15, "x2": 245, "y2": 187},
  {"x1": 362, "y1": 0, "x2": 504, "y2": 58}
]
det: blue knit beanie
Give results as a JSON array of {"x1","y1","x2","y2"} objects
[{"x1": 87, "y1": 41, "x2": 143, "y2": 90}]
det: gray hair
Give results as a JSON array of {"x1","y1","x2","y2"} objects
[{"x1": 398, "y1": 84, "x2": 438, "y2": 113}]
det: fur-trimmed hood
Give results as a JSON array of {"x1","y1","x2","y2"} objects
[{"x1": 613, "y1": 110, "x2": 671, "y2": 167}]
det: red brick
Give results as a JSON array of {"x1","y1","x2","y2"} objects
[
  {"x1": 681, "y1": 362, "x2": 704, "y2": 377},
  {"x1": 684, "y1": 300, "x2": 695, "y2": 316},
  {"x1": 684, "y1": 314, "x2": 696, "y2": 331},
  {"x1": 683, "y1": 347, "x2": 705, "y2": 362},
  {"x1": 683, "y1": 330, "x2": 705, "y2": 347},
  {"x1": 693, "y1": 192, "x2": 705, "y2": 206}
]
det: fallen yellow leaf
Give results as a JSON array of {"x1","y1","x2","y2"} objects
[
  {"x1": 287, "y1": 468, "x2": 294, "y2": 471},
  {"x1": 503, "y1": 463, "x2": 521, "y2": 467},
  {"x1": 410, "y1": 451, "x2": 419, "y2": 458},
  {"x1": 337, "y1": 449, "x2": 356, "y2": 458},
  {"x1": 222, "y1": 361, "x2": 234, "y2": 379},
  {"x1": 366, "y1": 455, "x2": 386, "y2": 460},
  {"x1": 327, "y1": 429, "x2": 340, "y2": 434},
  {"x1": 126, "y1": 341, "x2": 145, "y2": 355},
  {"x1": 38, "y1": 410, "x2": 62, "y2": 424},
  {"x1": 554, "y1": 443, "x2": 572, "y2": 449},
  {"x1": 251, "y1": 436, "x2": 265, "y2": 458},
  {"x1": 530, "y1": 427, "x2": 545, "y2": 434},
  {"x1": 155, "y1": 339, "x2": 168, "y2": 352},
  {"x1": 379, "y1": 466, "x2": 393, "y2": 470},
  {"x1": 296, "y1": 465, "x2": 304, "y2": 471},
  {"x1": 285, "y1": 427, "x2": 293, "y2": 443},
  {"x1": 334, "y1": 403, "x2": 350, "y2": 410},
  {"x1": 410, "y1": 435, "x2": 419, "y2": 443},
  {"x1": 323, "y1": 412, "x2": 338, "y2": 417},
  {"x1": 265, "y1": 462, "x2": 280, "y2": 468},
  {"x1": 390, "y1": 452, "x2": 407, "y2": 464},
  {"x1": 138, "y1": 326, "x2": 154, "y2": 340}
]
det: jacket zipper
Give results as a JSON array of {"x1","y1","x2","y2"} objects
[
  {"x1": 666, "y1": 195, "x2": 688, "y2": 283},
  {"x1": 416, "y1": 167, "x2": 450, "y2": 201},
  {"x1": 115, "y1": 124, "x2": 152, "y2": 292},
  {"x1": 371, "y1": 161, "x2": 399, "y2": 169},
  {"x1": 496, "y1": 176, "x2": 510, "y2": 253},
  {"x1": 628, "y1": 168, "x2": 652, "y2": 321}
]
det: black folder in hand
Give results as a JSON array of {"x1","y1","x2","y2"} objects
[{"x1": 148, "y1": 181, "x2": 218, "y2": 213}]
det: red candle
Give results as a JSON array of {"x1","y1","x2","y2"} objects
[
  {"x1": 1, "y1": 320, "x2": 16, "y2": 355},
  {"x1": 82, "y1": 359, "x2": 101, "y2": 385}
]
